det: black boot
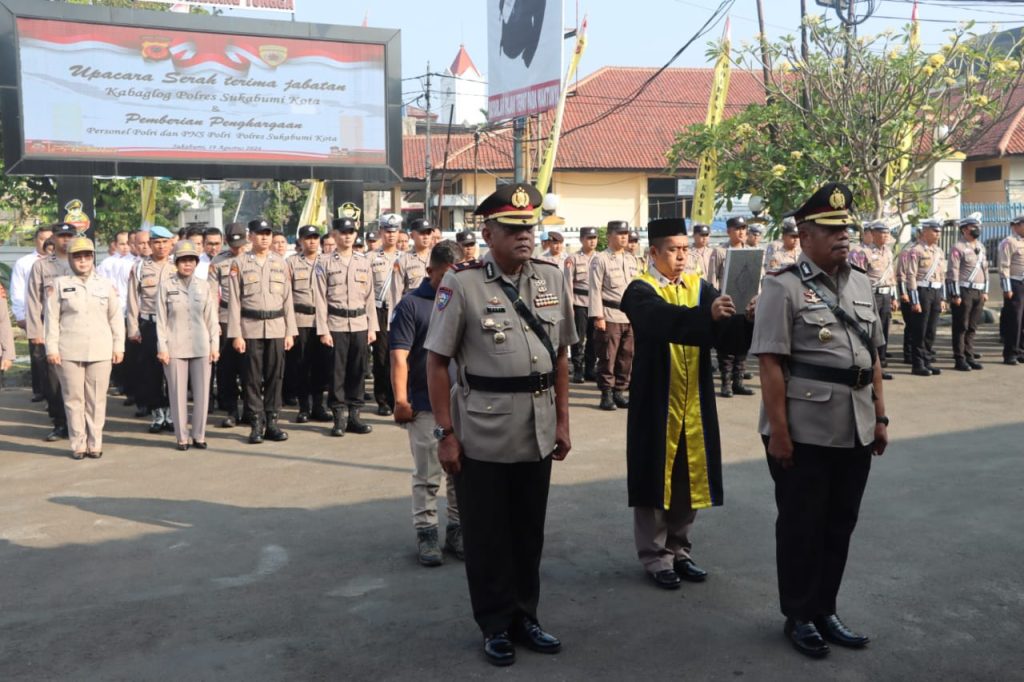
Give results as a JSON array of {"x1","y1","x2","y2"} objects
[
  {"x1": 248, "y1": 414, "x2": 265, "y2": 444},
  {"x1": 732, "y1": 376, "x2": 755, "y2": 396},
  {"x1": 346, "y1": 408, "x2": 373, "y2": 435},
  {"x1": 612, "y1": 390, "x2": 629, "y2": 408},
  {"x1": 295, "y1": 396, "x2": 310, "y2": 423},
  {"x1": 599, "y1": 390, "x2": 616, "y2": 411},
  {"x1": 311, "y1": 393, "x2": 332, "y2": 422},
  {"x1": 584, "y1": 367, "x2": 597, "y2": 382},
  {"x1": 264, "y1": 412, "x2": 288, "y2": 442},
  {"x1": 571, "y1": 366, "x2": 584, "y2": 384},
  {"x1": 720, "y1": 374, "x2": 733, "y2": 398},
  {"x1": 330, "y1": 407, "x2": 347, "y2": 437}
]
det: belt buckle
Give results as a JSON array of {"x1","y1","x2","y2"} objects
[
  {"x1": 532, "y1": 371, "x2": 551, "y2": 395},
  {"x1": 851, "y1": 366, "x2": 869, "y2": 390}
]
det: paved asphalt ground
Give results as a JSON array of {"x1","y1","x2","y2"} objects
[{"x1": 1, "y1": 322, "x2": 1022, "y2": 681}]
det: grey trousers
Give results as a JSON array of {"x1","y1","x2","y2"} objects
[
  {"x1": 59, "y1": 359, "x2": 111, "y2": 455},
  {"x1": 406, "y1": 411, "x2": 459, "y2": 529},
  {"x1": 633, "y1": 506, "x2": 698, "y2": 573},
  {"x1": 164, "y1": 357, "x2": 212, "y2": 445}
]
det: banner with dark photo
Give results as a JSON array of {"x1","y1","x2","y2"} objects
[{"x1": 487, "y1": 0, "x2": 563, "y2": 121}]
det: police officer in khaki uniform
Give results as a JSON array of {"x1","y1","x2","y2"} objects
[
  {"x1": 315, "y1": 217, "x2": 378, "y2": 437},
  {"x1": 26, "y1": 223, "x2": 74, "y2": 441},
  {"x1": 590, "y1": 220, "x2": 640, "y2": 410},
  {"x1": 685, "y1": 223, "x2": 714, "y2": 277},
  {"x1": 0, "y1": 290, "x2": 15, "y2": 376},
  {"x1": 751, "y1": 182, "x2": 888, "y2": 659},
  {"x1": 904, "y1": 219, "x2": 946, "y2": 376},
  {"x1": 765, "y1": 219, "x2": 802, "y2": 273},
  {"x1": 127, "y1": 225, "x2": 176, "y2": 432},
  {"x1": 285, "y1": 224, "x2": 330, "y2": 423},
  {"x1": 390, "y1": 218, "x2": 433, "y2": 306},
  {"x1": 156, "y1": 240, "x2": 220, "y2": 450},
  {"x1": 44, "y1": 237, "x2": 125, "y2": 460},
  {"x1": 425, "y1": 183, "x2": 576, "y2": 667},
  {"x1": 539, "y1": 231, "x2": 567, "y2": 266},
  {"x1": 998, "y1": 216, "x2": 1024, "y2": 364},
  {"x1": 211, "y1": 223, "x2": 250, "y2": 427},
  {"x1": 369, "y1": 213, "x2": 404, "y2": 415},
  {"x1": 456, "y1": 229, "x2": 479, "y2": 262},
  {"x1": 947, "y1": 217, "x2": 988, "y2": 371},
  {"x1": 848, "y1": 221, "x2": 896, "y2": 379},
  {"x1": 709, "y1": 216, "x2": 755, "y2": 396},
  {"x1": 227, "y1": 218, "x2": 298, "y2": 444},
  {"x1": 564, "y1": 226, "x2": 598, "y2": 383}
]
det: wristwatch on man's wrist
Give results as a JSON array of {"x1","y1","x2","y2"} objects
[
  {"x1": 432, "y1": 425, "x2": 454, "y2": 441},
  {"x1": 875, "y1": 415, "x2": 890, "y2": 426}
]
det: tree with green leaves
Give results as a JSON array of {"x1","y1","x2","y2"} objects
[{"x1": 668, "y1": 18, "x2": 1024, "y2": 224}]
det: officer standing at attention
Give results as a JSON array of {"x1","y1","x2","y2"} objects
[
  {"x1": 369, "y1": 213, "x2": 404, "y2": 416},
  {"x1": 156, "y1": 240, "x2": 219, "y2": 450},
  {"x1": 390, "y1": 218, "x2": 433, "y2": 306},
  {"x1": 947, "y1": 217, "x2": 988, "y2": 371},
  {"x1": 456, "y1": 229, "x2": 479, "y2": 262},
  {"x1": 44, "y1": 237, "x2": 125, "y2": 460},
  {"x1": 315, "y1": 217, "x2": 378, "y2": 437},
  {"x1": 590, "y1": 220, "x2": 640, "y2": 410},
  {"x1": 26, "y1": 223, "x2": 74, "y2": 441},
  {"x1": 627, "y1": 230, "x2": 646, "y2": 271},
  {"x1": 685, "y1": 223, "x2": 715, "y2": 277},
  {"x1": 709, "y1": 217, "x2": 755, "y2": 396},
  {"x1": 746, "y1": 223, "x2": 764, "y2": 248},
  {"x1": 227, "y1": 218, "x2": 297, "y2": 444},
  {"x1": 127, "y1": 225, "x2": 176, "y2": 433},
  {"x1": 0, "y1": 287, "x2": 14, "y2": 378},
  {"x1": 904, "y1": 219, "x2": 946, "y2": 376},
  {"x1": 764, "y1": 219, "x2": 802, "y2": 273},
  {"x1": 540, "y1": 231, "x2": 568, "y2": 266},
  {"x1": 997, "y1": 216, "x2": 1024, "y2": 364},
  {"x1": 212, "y1": 223, "x2": 250, "y2": 427},
  {"x1": 285, "y1": 225, "x2": 329, "y2": 423},
  {"x1": 564, "y1": 226, "x2": 599, "y2": 383},
  {"x1": 425, "y1": 183, "x2": 576, "y2": 667},
  {"x1": 751, "y1": 182, "x2": 888, "y2": 659},
  {"x1": 848, "y1": 221, "x2": 897, "y2": 380}
]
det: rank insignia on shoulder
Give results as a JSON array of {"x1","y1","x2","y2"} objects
[
  {"x1": 437, "y1": 287, "x2": 453, "y2": 311},
  {"x1": 453, "y1": 261, "x2": 483, "y2": 273}
]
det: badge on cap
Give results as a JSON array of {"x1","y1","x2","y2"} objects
[
  {"x1": 829, "y1": 188, "x2": 846, "y2": 210},
  {"x1": 437, "y1": 287, "x2": 453, "y2": 311},
  {"x1": 511, "y1": 187, "x2": 530, "y2": 209}
]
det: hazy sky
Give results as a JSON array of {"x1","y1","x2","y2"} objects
[{"x1": 222, "y1": 0, "x2": 1022, "y2": 102}]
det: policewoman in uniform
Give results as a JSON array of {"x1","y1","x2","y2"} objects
[
  {"x1": 44, "y1": 237, "x2": 125, "y2": 460},
  {"x1": 156, "y1": 240, "x2": 220, "y2": 450},
  {"x1": 285, "y1": 224, "x2": 329, "y2": 423},
  {"x1": 227, "y1": 218, "x2": 297, "y2": 444},
  {"x1": 425, "y1": 184, "x2": 577, "y2": 667},
  {"x1": 315, "y1": 217, "x2": 378, "y2": 437},
  {"x1": 564, "y1": 226, "x2": 598, "y2": 383},
  {"x1": 751, "y1": 183, "x2": 888, "y2": 659}
]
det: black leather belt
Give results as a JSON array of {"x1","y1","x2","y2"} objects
[
  {"x1": 465, "y1": 371, "x2": 555, "y2": 393},
  {"x1": 294, "y1": 303, "x2": 316, "y2": 315},
  {"x1": 241, "y1": 308, "x2": 284, "y2": 321},
  {"x1": 219, "y1": 300, "x2": 228, "y2": 310},
  {"x1": 328, "y1": 305, "x2": 366, "y2": 318},
  {"x1": 573, "y1": 287, "x2": 588, "y2": 296},
  {"x1": 790, "y1": 360, "x2": 873, "y2": 389},
  {"x1": 602, "y1": 299, "x2": 620, "y2": 310}
]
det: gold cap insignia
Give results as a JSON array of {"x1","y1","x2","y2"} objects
[
  {"x1": 511, "y1": 186, "x2": 530, "y2": 209},
  {"x1": 829, "y1": 188, "x2": 846, "y2": 210}
]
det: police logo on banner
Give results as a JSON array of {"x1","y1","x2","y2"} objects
[{"x1": 437, "y1": 287, "x2": 453, "y2": 311}]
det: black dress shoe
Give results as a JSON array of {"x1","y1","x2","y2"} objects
[
  {"x1": 295, "y1": 411, "x2": 310, "y2": 424},
  {"x1": 483, "y1": 632, "x2": 516, "y2": 667},
  {"x1": 731, "y1": 381, "x2": 755, "y2": 396},
  {"x1": 161, "y1": 420, "x2": 175, "y2": 433},
  {"x1": 135, "y1": 407, "x2": 149, "y2": 418},
  {"x1": 511, "y1": 618, "x2": 562, "y2": 654},
  {"x1": 784, "y1": 619, "x2": 830, "y2": 658},
  {"x1": 86, "y1": 451, "x2": 102, "y2": 459},
  {"x1": 177, "y1": 443, "x2": 190, "y2": 451},
  {"x1": 967, "y1": 360, "x2": 983, "y2": 370},
  {"x1": 45, "y1": 425, "x2": 67, "y2": 442},
  {"x1": 954, "y1": 361, "x2": 971, "y2": 371},
  {"x1": 376, "y1": 403, "x2": 393, "y2": 417},
  {"x1": 814, "y1": 614, "x2": 870, "y2": 648},
  {"x1": 673, "y1": 558, "x2": 708, "y2": 582},
  {"x1": 192, "y1": 441, "x2": 208, "y2": 450},
  {"x1": 220, "y1": 415, "x2": 237, "y2": 428},
  {"x1": 881, "y1": 371, "x2": 894, "y2": 380},
  {"x1": 31, "y1": 393, "x2": 46, "y2": 403},
  {"x1": 148, "y1": 421, "x2": 164, "y2": 434},
  {"x1": 71, "y1": 451, "x2": 86, "y2": 460},
  {"x1": 612, "y1": 390, "x2": 629, "y2": 408},
  {"x1": 911, "y1": 367, "x2": 932, "y2": 376},
  {"x1": 928, "y1": 366, "x2": 942, "y2": 375},
  {"x1": 648, "y1": 569, "x2": 682, "y2": 590},
  {"x1": 1004, "y1": 357, "x2": 1020, "y2": 366}
]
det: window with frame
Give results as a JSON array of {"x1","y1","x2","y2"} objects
[
  {"x1": 648, "y1": 178, "x2": 685, "y2": 220},
  {"x1": 975, "y1": 165, "x2": 1003, "y2": 183}
]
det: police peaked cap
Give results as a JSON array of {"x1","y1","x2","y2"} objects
[
  {"x1": 475, "y1": 184, "x2": 542, "y2": 227},
  {"x1": 785, "y1": 183, "x2": 855, "y2": 227}
]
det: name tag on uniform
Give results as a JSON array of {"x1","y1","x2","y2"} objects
[
  {"x1": 803, "y1": 303, "x2": 827, "y2": 311},
  {"x1": 853, "y1": 300, "x2": 872, "y2": 307},
  {"x1": 486, "y1": 305, "x2": 506, "y2": 313},
  {"x1": 62, "y1": 287, "x2": 76, "y2": 293},
  {"x1": 168, "y1": 290, "x2": 180, "y2": 296}
]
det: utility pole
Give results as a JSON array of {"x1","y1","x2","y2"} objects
[
  {"x1": 755, "y1": 0, "x2": 771, "y2": 102},
  {"x1": 424, "y1": 63, "x2": 433, "y2": 223},
  {"x1": 801, "y1": 0, "x2": 810, "y2": 110},
  {"x1": 513, "y1": 117, "x2": 526, "y2": 184}
]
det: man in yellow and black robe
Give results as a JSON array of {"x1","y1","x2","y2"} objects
[{"x1": 621, "y1": 218, "x2": 754, "y2": 590}]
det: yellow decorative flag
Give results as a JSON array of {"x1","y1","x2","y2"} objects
[
  {"x1": 140, "y1": 177, "x2": 157, "y2": 228},
  {"x1": 535, "y1": 16, "x2": 588, "y2": 197},
  {"x1": 692, "y1": 18, "x2": 731, "y2": 225},
  {"x1": 298, "y1": 179, "x2": 326, "y2": 228}
]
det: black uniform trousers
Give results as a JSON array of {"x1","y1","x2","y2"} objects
[
  {"x1": 899, "y1": 298, "x2": 912, "y2": 361},
  {"x1": 123, "y1": 327, "x2": 140, "y2": 399},
  {"x1": 328, "y1": 331, "x2": 367, "y2": 409},
  {"x1": 217, "y1": 322, "x2": 246, "y2": 415},
  {"x1": 29, "y1": 339, "x2": 46, "y2": 396},
  {"x1": 137, "y1": 319, "x2": 169, "y2": 411},
  {"x1": 908, "y1": 288, "x2": 941, "y2": 369},
  {"x1": 572, "y1": 305, "x2": 596, "y2": 375},
  {"x1": 371, "y1": 307, "x2": 393, "y2": 407},
  {"x1": 873, "y1": 292, "x2": 893, "y2": 358},
  {"x1": 284, "y1": 327, "x2": 326, "y2": 412},
  {"x1": 764, "y1": 437, "x2": 872, "y2": 620},
  {"x1": 243, "y1": 338, "x2": 284, "y2": 417},
  {"x1": 455, "y1": 455, "x2": 552, "y2": 636},
  {"x1": 31, "y1": 341, "x2": 65, "y2": 426},
  {"x1": 952, "y1": 288, "x2": 984, "y2": 363},
  {"x1": 1001, "y1": 279, "x2": 1024, "y2": 360}
]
